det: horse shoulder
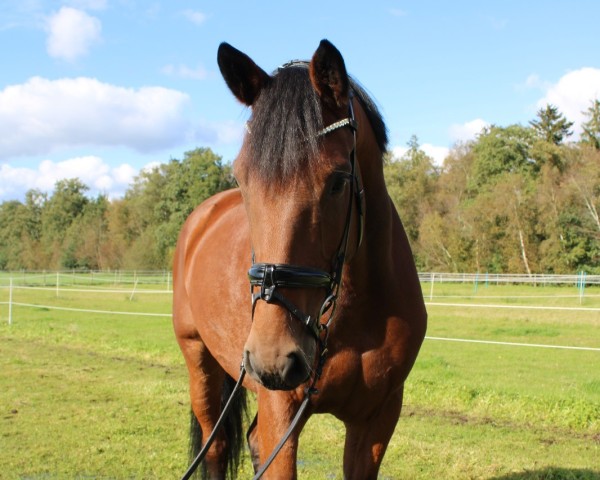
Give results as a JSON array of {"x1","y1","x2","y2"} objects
[
  {"x1": 176, "y1": 189, "x2": 243, "y2": 256},
  {"x1": 173, "y1": 188, "x2": 245, "y2": 335},
  {"x1": 371, "y1": 209, "x2": 427, "y2": 387},
  {"x1": 173, "y1": 188, "x2": 252, "y2": 376}
]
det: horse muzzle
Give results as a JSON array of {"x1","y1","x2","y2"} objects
[{"x1": 243, "y1": 346, "x2": 311, "y2": 390}]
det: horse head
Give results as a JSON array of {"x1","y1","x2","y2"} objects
[{"x1": 218, "y1": 40, "x2": 364, "y2": 391}]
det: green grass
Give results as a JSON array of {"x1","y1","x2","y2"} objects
[
  {"x1": 1, "y1": 278, "x2": 599, "y2": 479},
  {"x1": 1, "y1": 336, "x2": 188, "y2": 478}
]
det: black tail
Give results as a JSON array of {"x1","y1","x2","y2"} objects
[
  {"x1": 189, "y1": 410, "x2": 207, "y2": 480},
  {"x1": 189, "y1": 374, "x2": 248, "y2": 479}
]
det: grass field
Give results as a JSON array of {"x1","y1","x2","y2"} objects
[{"x1": 1, "y1": 274, "x2": 599, "y2": 479}]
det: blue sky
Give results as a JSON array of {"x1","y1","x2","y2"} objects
[{"x1": 1, "y1": 0, "x2": 600, "y2": 202}]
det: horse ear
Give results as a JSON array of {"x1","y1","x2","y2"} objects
[
  {"x1": 217, "y1": 42, "x2": 271, "y2": 106},
  {"x1": 309, "y1": 39, "x2": 349, "y2": 109}
]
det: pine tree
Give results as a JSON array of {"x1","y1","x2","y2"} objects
[
  {"x1": 580, "y1": 99, "x2": 600, "y2": 149},
  {"x1": 529, "y1": 104, "x2": 574, "y2": 145}
]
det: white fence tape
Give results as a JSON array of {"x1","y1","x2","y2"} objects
[
  {"x1": 425, "y1": 336, "x2": 600, "y2": 352},
  {"x1": 426, "y1": 301, "x2": 600, "y2": 312},
  {"x1": 7, "y1": 302, "x2": 171, "y2": 318},
  {"x1": 3, "y1": 285, "x2": 172, "y2": 294},
  {"x1": 3, "y1": 275, "x2": 599, "y2": 351},
  {"x1": 2, "y1": 301, "x2": 598, "y2": 352}
]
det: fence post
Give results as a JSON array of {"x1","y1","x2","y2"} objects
[
  {"x1": 130, "y1": 278, "x2": 139, "y2": 301},
  {"x1": 429, "y1": 273, "x2": 435, "y2": 301},
  {"x1": 8, "y1": 277, "x2": 13, "y2": 325},
  {"x1": 56, "y1": 272, "x2": 60, "y2": 297},
  {"x1": 579, "y1": 271, "x2": 586, "y2": 305}
]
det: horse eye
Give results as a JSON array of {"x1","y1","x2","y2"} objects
[{"x1": 330, "y1": 174, "x2": 348, "y2": 196}]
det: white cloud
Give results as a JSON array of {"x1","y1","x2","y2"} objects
[
  {"x1": 536, "y1": 67, "x2": 600, "y2": 135},
  {"x1": 449, "y1": 118, "x2": 489, "y2": 142},
  {"x1": 46, "y1": 7, "x2": 102, "y2": 61},
  {"x1": 0, "y1": 76, "x2": 193, "y2": 158},
  {"x1": 391, "y1": 143, "x2": 449, "y2": 166},
  {"x1": 162, "y1": 63, "x2": 209, "y2": 80},
  {"x1": 141, "y1": 161, "x2": 162, "y2": 174},
  {"x1": 112, "y1": 163, "x2": 138, "y2": 184},
  {"x1": 422, "y1": 144, "x2": 450, "y2": 165},
  {"x1": 0, "y1": 157, "x2": 138, "y2": 200},
  {"x1": 182, "y1": 9, "x2": 207, "y2": 25}
]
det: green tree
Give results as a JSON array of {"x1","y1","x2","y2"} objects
[
  {"x1": 62, "y1": 195, "x2": 110, "y2": 270},
  {"x1": 120, "y1": 147, "x2": 234, "y2": 268},
  {"x1": 0, "y1": 189, "x2": 48, "y2": 269},
  {"x1": 0, "y1": 201, "x2": 27, "y2": 269},
  {"x1": 529, "y1": 104, "x2": 573, "y2": 145},
  {"x1": 18, "y1": 190, "x2": 47, "y2": 269},
  {"x1": 414, "y1": 143, "x2": 478, "y2": 272},
  {"x1": 384, "y1": 136, "x2": 438, "y2": 252},
  {"x1": 535, "y1": 164, "x2": 571, "y2": 272},
  {"x1": 580, "y1": 99, "x2": 600, "y2": 150},
  {"x1": 40, "y1": 179, "x2": 90, "y2": 268},
  {"x1": 471, "y1": 124, "x2": 537, "y2": 191},
  {"x1": 566, "y1": 147, "x2": 600, "y2": 234},
  {"x1": 154, "y1": 148, "x2": 235, "y2": 261}
]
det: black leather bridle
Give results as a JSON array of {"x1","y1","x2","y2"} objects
[{"x1": 181, "y1": 86, "x2": 363, "y2": 480}]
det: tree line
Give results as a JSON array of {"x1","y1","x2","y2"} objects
[
  {"x1": 1, "y1": 101, "x2": 599, "y2": 273},
  {"x1": 385, "y1": 100, "x2": 600, "y2": 274},
  {"x1": 0, "y1": 148, "x2": 235, "y2": 271}
]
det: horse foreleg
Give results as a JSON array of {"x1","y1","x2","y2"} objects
[
  {"x1": 254, "y1": 389, "x2": 307, "y2": 479},
  {"x1": 246, "y1": 414, "x2": 261, "y2": 473},
  {"x1": 342, "y1": 387, "x2": 404, "y2": 480},
  {"x1": 179, "y1": 336, "x2": 228, "y2": 479}
]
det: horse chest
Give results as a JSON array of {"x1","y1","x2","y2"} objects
[{"x1": 315, "y1": 330, "x2": 407, "y2": 419}]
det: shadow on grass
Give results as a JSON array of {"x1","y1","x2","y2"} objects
[{"x1": 491, "y1": 467, "x2": 600, "y2": 480}]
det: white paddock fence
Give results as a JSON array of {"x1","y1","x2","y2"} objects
[
  {"x1": 418, "y1": 271, "x2": 600, "y2": 286},
  {"x1": 0, "y1": 271, "x2": 172, "y2": 326},
  {"x1": 1, "y1": 271, "x2": 599, "y2": 352},
  {"x1": 0, "y1": 270, "x2": 172, "y2": 288},
  {"x1": 1, "y1": 270, "x2": 597, "y2": 288},
  {"x1": 420, "y1": 271, "x2": 599, "y2": 304}
]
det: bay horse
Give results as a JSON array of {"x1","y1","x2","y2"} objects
[{"x1": 173, "y1": 39, "x2": 427, "y2": 479}]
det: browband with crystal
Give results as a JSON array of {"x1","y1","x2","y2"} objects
[
  {"x1": 245, "y1": 117, "x2": 356, "y2": 137},
  {"x1": 317, "y1": 118, "x2": 357, "y2": 137}
]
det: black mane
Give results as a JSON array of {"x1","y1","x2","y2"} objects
[{"x1": 246, "y1": 64, "x2": 388, "y2": 181}]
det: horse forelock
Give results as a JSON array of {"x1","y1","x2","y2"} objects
[
  {"x1": 243, "y1": 65, "x2": 388, "y2": 184},
  {"x1": 245, "y1": 67, "x2": 322, "y2": 183}
]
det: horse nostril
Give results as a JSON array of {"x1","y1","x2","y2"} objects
[
  {"x1": 243, "y1": 350, "x2": 255, "y2": 375},
  {"x1": 243, "y1": 348, "x2": 310, "y2": 390},
  {"x1": 282, "y1": 352, "x2": 310, "y2": 387}
]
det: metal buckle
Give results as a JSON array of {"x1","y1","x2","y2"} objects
[{"x1": 260, "y1": 265, "x2": 276, "y2": 301}]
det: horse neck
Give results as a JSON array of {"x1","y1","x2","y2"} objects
[
  {"x1": 342, "y1": 112, "x2": 395, "y2": 295},
  {"x1": 355, "y1": 107, "x2": 394, "y2": 247}
]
